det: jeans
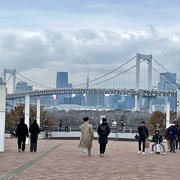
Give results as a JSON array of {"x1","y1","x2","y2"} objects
[
  {"x1": 138, "y1": 138, "x2": 145, "y2": 152},
  {"x1": 152, "y1": 142, "x2": 165, "y2": 153},
  {"x1": 100, "y1": 143, "x2": 107, "y2": 154},
  {"x1": 170, "y1": 139, "x2": 176, "y2": 152},
  {"x1": 17, "y1": 136, "x2": 26, "y2": 151}
]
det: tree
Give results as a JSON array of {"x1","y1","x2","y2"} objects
[
  {"x1": 6, "y1": 105, "x2": 24, "y2": 131},
  {"x1": 5, "y1": 105, "x2": 57, "y2": 131},
  {"x1": 148, "y1": 111, "x2": 166, "y2": 135}
]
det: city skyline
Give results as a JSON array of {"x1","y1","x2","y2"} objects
[{"x1": 0, "y1": 0, "x2": 179, "y2": 89}]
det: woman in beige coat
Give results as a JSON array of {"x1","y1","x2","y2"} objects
[{"x1": 79, "y1": 117, "x2": 94, "y2": 156}]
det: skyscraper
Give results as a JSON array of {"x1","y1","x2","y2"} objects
[
  {"x1": 16, "y1": 81, "x2": 33, "y2": 93},
  {"x1": 56, "y1": 72, "x2": 68, "y2": 88},
  {"x1": 56, "y1": 72, "x2": 71, "y2": 104},
  {"x1": 153, "y1": 72, "x2": 179, "y2": 112}
]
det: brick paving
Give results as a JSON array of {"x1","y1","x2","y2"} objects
[{"x1": 0, "y1": 139, "x2": 179, "y2": 180}]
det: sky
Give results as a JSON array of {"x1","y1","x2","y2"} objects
[{"x1": 0, "y1": 0, "x2": 179, "y2": 90}]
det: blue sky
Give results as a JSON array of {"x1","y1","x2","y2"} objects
[{"x1": 0, "y1": 0, "x2": 179, "y2": 89}]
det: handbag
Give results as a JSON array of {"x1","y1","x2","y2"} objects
[{"x1": 145, "y1": 140, "x2": 150, "y2": 148}]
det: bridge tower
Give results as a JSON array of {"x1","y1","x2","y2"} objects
[
  {"x1": 135, "y1": 53, "x2": 152, "y2": 112},
  {"x1": 3, "y1": 68, "x2": 16, "y2": 94}
]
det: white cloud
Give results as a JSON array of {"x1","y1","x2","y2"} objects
[{"x1": 0, "y1": 27, "x2": 179, "y2": 90}]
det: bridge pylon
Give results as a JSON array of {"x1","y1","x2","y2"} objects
[
  {"x1": 135, "y1": 53, "x2": 152, "y2": 112},
  {"x1": 3, "y1": 68, "x2": 16, "y2": 94}
]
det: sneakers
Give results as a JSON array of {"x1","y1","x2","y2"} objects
[
  {"x1": 142, "y1": 152, "x2": 145, "y2": 155},
  {"x1": 18, "y1": 149, "x2": 21, "y2": 152},
  {"x1": 138, "y1": 151, "x2": 141, "y2": 154},
  {"x1": 82, "y1": 148, "x2": 86, "y2": 154},
  {"x1": 150, "y1": 151, "x2": 153, "y2": 154},
  {"x1": 100, "y1": 154, "x2": 104, "y2": 157},
  {"x1": 163, "y1": 152, "x2": 166, "y2": 155}
]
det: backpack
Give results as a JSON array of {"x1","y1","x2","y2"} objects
[{"x1": 99, "y1": 125, "x2": 107, "y2": 136}]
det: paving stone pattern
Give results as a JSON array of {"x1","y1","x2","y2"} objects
[{"x1": 0, "y1": 139, "x2": 179, "y2": 180}]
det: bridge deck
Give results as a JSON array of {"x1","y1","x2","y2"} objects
[
  {"x1": 0, "y1": 139, "x2": 179, "y2": 180},
  {"x1": 6, "y1": 88, "x2": 176, "y2": 99}
]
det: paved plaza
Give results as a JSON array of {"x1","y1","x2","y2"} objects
[{"x1": 0, "y1": 139, "x2": 179, "y2": 180}]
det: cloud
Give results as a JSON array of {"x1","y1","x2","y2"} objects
[{"x1": 0, "y1": 27, "x2": 179, "y2": 90}]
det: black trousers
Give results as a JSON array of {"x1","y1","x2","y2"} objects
[
  {"x1": 176, "y1": 139, "x2": 180, "y2": 149},
  {"x1": 17, "y1": 136, "x2": 26, "y2": 151},
  {"x1": 138, "y1": 138, "x2": 146, "y2": 152},
  {"x1": 100, "y1": 143, "x2": 106, "y2": 154},
  {"x1": 170, "y1": 139, "x2": 176, "y2": 152},
  {"x1": 30, "y1": 141, "x2": 37, "y2": 152}
]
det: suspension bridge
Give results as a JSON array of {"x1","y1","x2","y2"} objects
[{"x1": 0, "y1": 53, "x2": 179, "y2": 152}]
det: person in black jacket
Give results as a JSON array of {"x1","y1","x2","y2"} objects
[
  {"x1": 138, "y1": 121, "x2": 149, "y2": 155},
  {"x1": 16, "y1": 117, "x2": 29, "y2": 152},
  {"x1": 97, "y1": 118, "x2": 110, "y2": 157},
  {"x1": 167, "y1": 122, "x2": 178, "y2": 153},
  {"x1": 175, "y1": 124, "x2": 180, "y2": 150},
  {"x1": 29, "y1": 120, "x2": 40, "y2": 152},
  {"x1": 151, "y1": 129, "x2": 165, "y2": 155}
]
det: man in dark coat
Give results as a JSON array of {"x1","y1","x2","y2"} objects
[
  {"x1": 16, "y1": 117, "x2": 29, "y2": 152},
  {"x1": 175, "y1": 124, "x2": 180, "y2": 150},
  {"x1": 97, "y1": 118, "x2": 110, "y2": 156},
  {"x1": 138, "y1": 121, "x2": 149, "y2": 155},
  {"x1": 167, "y1": 122, "x2": 178, "y2": 153},
  {"x1": 29, "y1": 120, "x2": 40, "y2": 152}
]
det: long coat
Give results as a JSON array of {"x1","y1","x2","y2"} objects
[
  {"x1": 29, "y1": 122, "x2": 40, "y2": 143},
  {"x1": 97, "y1": 122, "x2": 110, "y2": 144},
  {"x1": 79, "y1": 122, "x2": 94, "y2": 149}
]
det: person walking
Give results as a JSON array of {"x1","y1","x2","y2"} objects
[
  {"x1": 175, "y1": 124, "x2": 180, "y2": 150},
  {"x1": 29, "y1": 120, "x2": 40, "y2": 152},
  {"x1": 79, "y1": 117, "x2": 94, "y2": 157},
  {"x1": 16, "y1": 117, "x2": 29, "y2": 152},
  {"x1": 138, "y1": 121, "x2": 149, "y2": 155},
  {"x1": 165, "y1": 127, "x2": 170, "y2": 150},
  {"x1": 97, "y1": 118, "x2": 110, "y2": 157},
  {"x1": 167, "y1": 122, "x2": 178, "y2": 153}
]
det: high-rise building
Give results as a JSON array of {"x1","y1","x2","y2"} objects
[
  {"x1": 86, "y1": 94, "x2": 105, "y2": 107},
  {"x1": 153, "y1": 72, "x2": 179, "y2": 112},
  {"x1": 56, "y1": 72, "x2": 71, "y2": 104},
  {"x1": 56, "y1": 72, "x2": 68, "y2": 88},
  {"x1": 157, "y1": 72, "x2": 178, "y2": 90},
  {"x1": 16, "y1": 81, "x2": 33, "y2": 93},
  {"x1": 15, "y1": 81, "x2": 33, "y2": 104}
]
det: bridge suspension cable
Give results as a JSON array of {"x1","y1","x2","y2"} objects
[
  {"x1": 152, "y1": 57, "x2": 180, "y2": 84},
  {"x1": 73, "y1": 56, "x2": 136, "y2": 88},
  {"x1": 90, "y1": 59, "x2": 144, "y2": 87},
  {"x1": 15, "y1": 75, "x2": 47, "y2": 89},
  {"x1": 145, "y1": 60, "x2": 178, "y2": 90},
  {"x1": 16, "y1": 71, "x2": 54, "y2": 89}
]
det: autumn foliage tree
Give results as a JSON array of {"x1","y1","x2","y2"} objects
[
  {"x1": 148, "y1": 111, "x2": 166, "y2": 135},
  {"x1": 6, "y1": 105, "x2": 56, "y2": 131}
]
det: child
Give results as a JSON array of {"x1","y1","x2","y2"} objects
[{"x1": 151, "y1": 129, "x2": 166, "y2": 155}]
